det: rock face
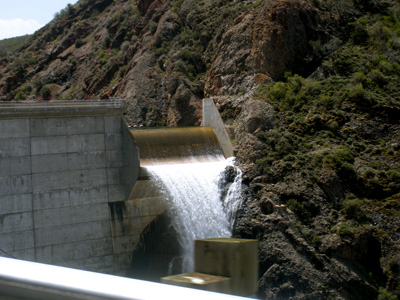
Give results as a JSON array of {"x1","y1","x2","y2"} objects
[
  {"x1": 0, "y1": 0, "x2": 323, "y2": 127},
  {"x1": 1, "y1": 0, "x2": 399, "y2": 299},
  {"x1": 234, "y1": 191, "x2": 384, "y2": 300},
  {"x1": 204, "y1": 0, "x2": 324, "y2": 97}
]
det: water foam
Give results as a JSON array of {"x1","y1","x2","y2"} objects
[{"x1": 145, "y1": 156, "x2": 242, "y2": 273}]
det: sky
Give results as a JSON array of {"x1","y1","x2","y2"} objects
[{"x1": 0, "y1": 0, "x2": 79, "y2": 40}]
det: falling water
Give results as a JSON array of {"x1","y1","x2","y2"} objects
[{"x1": 145, "y1": 156, "x2": 242, "y2": 273}]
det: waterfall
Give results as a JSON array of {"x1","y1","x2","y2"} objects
[{"x1": 145, "y1": 156, "x2": 242, "y2": 273}]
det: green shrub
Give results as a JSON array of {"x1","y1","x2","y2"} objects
[
  {"x1": 75, "y1": 39, "x2": 85, "y2": 48},
  {"x1": 32, "y1": 78, "x2": 44, "y2": 95},
  {"x1": 368, "y1": 69, "x2": 388, "y2": 87},
  {"x1": 149, "y1": 22, "x2": 158, "y2": 34},
  {"x1": 342, "y1": 198, "x2": 366, "y2": 222},
  {"x1": 155, "y1": 41, "x2": 172, "y2": 56},
  {"x1": 330, "y1": 209, "x2": 339, "y2": 219},
  {"x1": 40, "y1": 85, "x2": 51, "y2": 100},
  {"x1": 103, "y1": 33, "x2": 110, "y2": 47},
  {"x1": 352, "y1": 21, "x2": 369, "y2": 45},
  {"x1": 287, "y1": 199, "x2": 312, "y2": 223},
  {"x1": 386, "y1": 258, "x2": 400, "y2": 277},
  {"x1": 0, "y1": 45, "x2": 7, "y2": 57},
  {"x1": 119, "y1": 65, "x2": 127, "y2": 77},
  {"x1": 333, "y1": 52, "x2": 355, "y2": 76},
  {"x1": 311, "y1": 235, "x2": 322, "y2": 246},
  {"x1": 337, "y1": 221, "x2": 355, "y2": 237},
  {"x1": 378, "y1": 288, "x2": 397, "y2": 300},
  {"x1": 328, "y1": 120, "x2": 339, "y2": 132},
  {"x1": 98, "y1": 50, "x2": 107, "y2": 64},
  {"x1": 361, "y1": 167, "x2": 376, "y2": 179},
  {"x1": 348, "y1": 83, "x2": 367, "y2": 103},
  {"x1": 66, "y1": 3, "x2": 75, "y2": 16},
  {"x1": 172, "y1": 0, "x2": 184, "y2": 12},
  {"x1": 352, "y1": 71, "x2": 368, "y2": 85},
  {"x1": 14, "y1": 91, "x2": 26, "y2": 100},
  {"x1": 387, "y1": 169, "x2": 400, "y2": 183},
  {"x1": 12, "y1": 58, "x2": 27, "y2": 78},
  {"x1": 270, "y1": 82, "x2": 289, "y2": 102},
  {"x1": 174, "y1": 60, "x2": 196, "y2": 81},
  {"x1": 120, "y1": 41, "x2": 130, "y2": 52},
  {"x1": 324, "y1": 148, "x2": 354, "y2": 170}
]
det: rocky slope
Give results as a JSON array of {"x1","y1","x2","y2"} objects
[{"x1": 1, "y1": 0, "x2": 399, "y2": 299}]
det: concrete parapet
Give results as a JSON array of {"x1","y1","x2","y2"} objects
[
  {"x1": 0, "y1": 100, "x2": 125, "y2": 118},
  {"x1": 202, "y1": 99, "x2": 234, "y2": 158},
  {"x1": 121, "y1": 120, "x2": 140, "y2": 200}
]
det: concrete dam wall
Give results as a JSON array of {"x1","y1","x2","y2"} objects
[
  {"x1": 0, "y1": 101, "x2": 142, "y2": 274},
  {"x1": 0, "y1": 99, "x2": 237, "y2": 278}
]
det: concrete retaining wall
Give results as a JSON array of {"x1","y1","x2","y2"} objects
[
  {"x1": 202, "y1": 99, "x2": 234, "y2": 158},
  {"x1": 0, "y1": 103, "x2": 141, "y2": 274}
]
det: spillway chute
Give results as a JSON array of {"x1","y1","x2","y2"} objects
[
  {"x1": 131, "y1": 127, "x2": 225, "y2": 165},
  {"x1": 129, "y1": 126, "x2": 242, "y2": 276}
]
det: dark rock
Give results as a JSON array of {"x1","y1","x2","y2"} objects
[
  {"x1": 205, "y1": 0, "x2": 325, "y2": 96},
  {"x1": 259, "y1": 197, "x2": 275, "y2": 215},
  {"x1": 236, "y1": 98, "x2": 275, "y2": 134},
  {"x1": 153, "y1": 11, "x2": 180, "y2": 47},
  {"x1": 168, "y1": 82, "x2": 201, "y2": 126},
  {"x1": 138, "y1": 0, "x2": 156, "y2": 15},
  {"x1": 317, "y1": 168, "x2": 345, "y2": 206}
]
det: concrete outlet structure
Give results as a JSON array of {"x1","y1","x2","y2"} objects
[
  {"x1": 162, "y1": 238, "x2": 258, "y2": 297},
  {"x1": 194, "y1": 238, "x2": 258, "y2": 296},
  {"x1": 161, "y1": 272, "x2": 231, "y2": 294}
]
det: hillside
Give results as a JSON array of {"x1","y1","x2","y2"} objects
[
  {"x1": 0, "y1": 35, "x2": 31, "y2": 57},
  {"x1": 0, "y1": 0, "x2": 399, "y2": 299}
]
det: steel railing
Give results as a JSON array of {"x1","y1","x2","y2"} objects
[{"x1": 0, "y1": 257, "x2": 251, "y2": 300}]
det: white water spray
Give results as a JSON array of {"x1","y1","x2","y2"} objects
[{"x1": 145, "y1": 156, "x2": 242, "y2": 273}]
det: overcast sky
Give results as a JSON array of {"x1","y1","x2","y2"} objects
[{"x1": 0, "y1": 0, "x2": 79, "y2": 40}]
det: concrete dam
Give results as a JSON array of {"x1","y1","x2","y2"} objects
[{"x1": 0, "y1": 99, "x2": 242, "y2": 279}]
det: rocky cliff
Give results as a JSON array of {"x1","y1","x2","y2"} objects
[{"x1": 1, "y1": 0, "x2": 399, "y2": 299}]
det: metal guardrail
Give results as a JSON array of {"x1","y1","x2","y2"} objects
[
  {"x1": 0, "y1": 257, "x2": 251, "y2": 300},
  {"x1": 0, "y1": 98, "x2": 124, "y2": 110}
]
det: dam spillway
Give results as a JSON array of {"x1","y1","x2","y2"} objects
[
  {"x1": 0, "y1": 99, "x2": 242, "y2": 280},
  {"x1": 131, "y1": 127, "x2": 242, "y2": 274},
  {"x1": 131, "y1": 127, "x2": 224, "y2": 165}
]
